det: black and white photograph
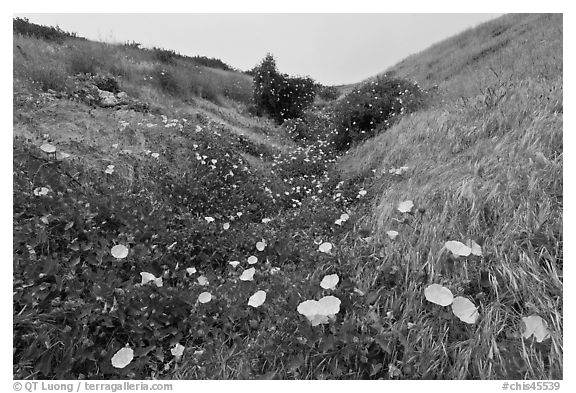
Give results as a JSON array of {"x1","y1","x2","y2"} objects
[{"x1": 10, "y1": 4, "x2": 565, "y2": 385}]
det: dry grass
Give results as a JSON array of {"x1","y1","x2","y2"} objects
[
  {"x1": 13, "y1": 33, "x2": 254, "y2": 107},
  {"x1": 336, "y1": 13, "x2": 562, "y2": 379}
]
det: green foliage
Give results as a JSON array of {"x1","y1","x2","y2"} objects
[
  {"x1": 252, "y1": 54, "x2": 318, "y2": 124},
  {"x1": 236, "y1": 136, "x2": 277, "y2": 160},
  {"x1": 12, "y1": 123, "x2": 365, "y2": 379},
  {"x1": 318, "y1": 85, "x2": 340, "y2": 101},
  {"x1": 282, "y1": 118, "x2": 307, "y2": 141},
  {"x1": 152, "y1": 47, "x2": 179, "y2": 64},
  {"x1": 189, "y1": 55, "x2": 234, "y2": 71},
  {"x1": 282, "y1": 110, "x2": 334, "y2": 143},
  {"x1": 12, "y1": 126, "x2": 280, "y2": 378},
  {"x1": 330, "y1": 75, "x2": 425, "y2": 151},
  {"x1": 150, "y1": 47, "x2": 235, "y2": 71},
  {"x1": 93, "y1": 75, "x2": 121, "y2": 93},
  {"x1": 13, "y1": 17, "x2": 84, "y2": 43}
]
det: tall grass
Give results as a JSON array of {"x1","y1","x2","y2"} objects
[
  {"x1": 13, "y1": 33, "x2": 254, "y2": 107},
  {"x1": 383, "y1": 14, "x2": 562, "y2": 99},
  {"x1": 337, "y1": 13, "x2": 562, "y2": 378}
]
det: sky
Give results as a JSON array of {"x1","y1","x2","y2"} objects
[{"x1": 15, "y1": 13, "x2": 502, "y2": 85}]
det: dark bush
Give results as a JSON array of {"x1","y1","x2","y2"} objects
[
  {"x1": 13, "y1": 17, "x2": 84, "y2": 43},
  {"x1": 148, "y1": 46, "x2": 235, "y2": 71},
  {"x1": 318, "y1": 85, "x2": 340, "y2": 101},
  {"x1": 189, "y1": 55, "x2": 234, "y2": 71},
  {"x1": 330, "y1": 75, "x2": 425, "y2": 151},
  {"x1": 252, "y1": 54, "x2": 318, "y2": 124},
  {"x1": 94, "y1": 75, "x2": 121, "y2": 93},
  {"x1": 153, "y1": 47, "x2": 178, "y2": 64},
  {"x1": 278, "y1": 76, "x2": 318, "y2": 120}
]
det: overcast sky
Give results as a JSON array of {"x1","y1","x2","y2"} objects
[{"x1": 16, "y1": 13, "x2": 501, "y2": 85}]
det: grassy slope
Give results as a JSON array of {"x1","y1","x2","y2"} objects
[
  {"x1": 338, "y1": 13, "x2": 562, "y2": 378},
  {"x1": 13, "y1": 32, "x2": 288, "y2": 163}
]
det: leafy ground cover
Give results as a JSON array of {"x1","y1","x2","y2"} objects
[{"x1": 13, "y1": 71, "x2": 373, "y2": 378}]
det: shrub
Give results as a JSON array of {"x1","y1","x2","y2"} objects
[
  {"x1": 330, "y1": 75, "x2": 425, "y2": 151},
  {"x1": 13, "y1": 17, "x2": 84, "y2": 43},
  {"x1": 252, "y1": 54, "x2": 318, "y2": 123},
  {"x1": 281, "y1": 109, "x2": 335, "y2": 144},
  {"x1": 318, "y1": 85, "x2": 340, "y2": 101},
  {"x1": 189, "y1": 55, "x2": 234, "y2": 71},
  {"x1": 279, "y1": 76, "x2": 318, "y2": 120},
  {"x1": 282, "y1": 118, "x2": 307, "y2": 141},
  {"x1": 93, "y1": 75, "x2": 121, "y2": 93},
  {"x1": 153, "y1": 47, "x2": 178, "y2": 64}
]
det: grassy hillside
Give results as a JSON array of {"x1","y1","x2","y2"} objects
[
  {"x1": 382, "y1": 14, "x2": 562, "y2": 97},
  {"x1": 13, "y1": 14, "x2": 562, "y2": 380},
  {"x1": 338, "y1": 13, "x2": 562, "y2": 378},
  {"x1": 14, "y1": 30, "x2": 254, "y2": 108}
]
